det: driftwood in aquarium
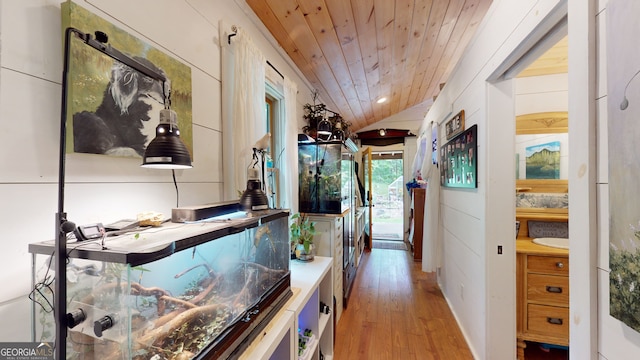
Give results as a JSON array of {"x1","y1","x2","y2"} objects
[
  {"x1": 154, "y1": 274, "x2": 222, "y2": 327},
  {"x1": 136, "y1": 303, "x2": 226, "y2": 347},
  {"x1": 82, "y1": 261, "x2": 286, "y2": 360}
]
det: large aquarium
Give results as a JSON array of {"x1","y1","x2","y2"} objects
[
  {"x1": 298, "y1": 140, "x2": 354, "y2": 214},
  {"x1": 29, "y1": 207, "x2": 290, "y2": 360}
]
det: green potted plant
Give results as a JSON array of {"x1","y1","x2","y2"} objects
[{"x1": 290, "y1": 213, "x2": 316, "y2": 261}]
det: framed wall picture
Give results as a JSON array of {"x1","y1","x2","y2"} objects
[
  {"x1": 62, "y1": 1, "x2": 193, "y2": 159},
  {"x1": 440, "y1": 124, "x2": 477, "y2": 189},
  {"x1": 445, "y1": 110, "x2": 465, "y2": 140},
  {"x1": 525, "y1": 141, "x2": 561, "y2": 179}
]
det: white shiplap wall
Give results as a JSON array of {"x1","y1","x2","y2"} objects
[
  {"x1": 515, "y1": 73, "x2": 569, "y2": 180},
  {"x1": 596, "y1": 0, "x2": 640, "y2": 359},
  {"x1": 0, "y1": 0, "x2": 313, "y2": 341},
  {"x1": 419, "y1": 0, "x2": 570, "y2": 358},
  {"x1": 421, "y1": 0, "x2": 640, "y2": 357}
]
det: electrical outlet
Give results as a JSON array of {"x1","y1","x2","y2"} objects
[
  {"x1": 460, "y1": 283, "x2": 464, "y2": 300},
  {"x1": 498, "y1": 245, "x2": 503, "y2": 254}
]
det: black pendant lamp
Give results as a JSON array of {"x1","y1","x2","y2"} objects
[
  {"x1": 142, "y1": 108, "x2": 192, "y2": 169},
  {"x1": 239, "y1": 166, "x2": 269, "y2": 211}
]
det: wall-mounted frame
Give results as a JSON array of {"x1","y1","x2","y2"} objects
[
  {"x1": 62, "y1": 1, "x2": 193, "y2": 159},
  {"x1": 445, "y1": 110, "x2": 465, "y2": 140},
  {"x1": 440, "y1": 124, "x2": 477, "y2": 188}
]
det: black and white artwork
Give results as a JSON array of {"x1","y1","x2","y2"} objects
[{"x1": 63, "y1": 1, "x2": 193, "y2": 158}]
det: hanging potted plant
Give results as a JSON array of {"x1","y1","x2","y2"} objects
[
  {"x1": 290, "y1": 213, "x2": 316, "y2": 261},
  {"x1": 302, "y1": 90, "x2": 352, "y2": 141},
  {"x1": 302, "y1": 101, "x2": 326, "y2": 139}
]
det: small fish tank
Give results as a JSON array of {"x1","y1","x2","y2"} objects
[
  {"x1": 29, "y1": 205, "x2": 291, "y2": 360},
  {"x1": 298, "y1": 139, "x2": 354, "y2": 214}
]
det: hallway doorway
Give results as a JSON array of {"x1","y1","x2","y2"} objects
[{"x1": 370, "y1": 152, "x2": 404, "y2": 241}]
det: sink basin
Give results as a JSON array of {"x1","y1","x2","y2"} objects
[{"x1": 532, "y1": 237, "x2": 569, "y2": 249}]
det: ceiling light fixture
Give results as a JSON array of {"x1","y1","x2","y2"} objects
[
  {"x1": 379, "y1": 129, "x2": 386, "y2": 136},
  {"x1": 376, "y1": 97, "x2": 387, "y2": 104}
]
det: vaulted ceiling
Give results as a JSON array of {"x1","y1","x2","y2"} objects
[{"x1": 247, "y1": 0, "x2": 494, "y2": 132}]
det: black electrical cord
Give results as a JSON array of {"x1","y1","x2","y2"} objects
[
  {"x1": 172, "y1": 169, "x2": 179, "y2": 207},
  {"x1": 29, "y1": 251, "x2": 56, "y2": 314}
]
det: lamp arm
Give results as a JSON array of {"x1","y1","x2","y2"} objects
[{"x1": 66, "y1": 28, "x2": 167, "y2": 83}]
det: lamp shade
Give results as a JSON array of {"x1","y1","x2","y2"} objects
[
  {"x1": 316, "y1": 117, "x2": 332, "y2": 141},
  {"x1": 142, "y1": 109, "x2": 192, "y2": 169},
  {"x1": 240, "y1": 168, "x2": 269, "y2": 211}
]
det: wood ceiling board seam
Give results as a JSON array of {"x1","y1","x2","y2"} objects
[
  {"x1": 406, "y1": 0, "x2": 450, "y2": 106},
  {"x1": 374, "y1": 0, "x2": 396, "y2": 120},
  {"x1": 389, "y1": 0, "x2": 416, "y2": 116},
  {"x1": 325, "y1": 0, "x2": 375, "y2": 126},
  {"x1": 297, "y1": 0, "x2": 366, "y2": 124},
  {"x1": 246, "y1": 0, "x2": 340, "y2": 112},
  {"x1": 425, "y1": 0, "x2": 482, "y2": 105},
  {"x1": 267, "y1": 0, "x2": 355, "y2": 119},
  {"x1": 352, "y1": 0, "x2": 383, "y2": 125},
  {"x1": 414, "y1": 0, "x2": 467, "y2": 106},
  {"x1": 437, "y1": 0, "x2": 492, "y2": 89},
  {"x1": 398, "y1": 0, "x2": 435, "y2": 113}
]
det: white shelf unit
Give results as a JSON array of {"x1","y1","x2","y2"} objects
[
  {"x1": 289, "y1": 256, "x2": 334, "y2": 360},
  {"x1": 239, "y1": 310, "x2": 295, "y2": 360},
  {"x1": 240, "y1": 256, "x2": 334, "y2": 360}
]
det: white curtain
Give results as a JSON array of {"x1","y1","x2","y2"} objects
[
  {"x1": 412, "y1": 135, "x2": 427, "y2": 179},
  {"x1": 283, "y1": 77, "x2": 299, "y2": 213},
  {"x1": 421, "y1": 122, "x2": 441, "y2": 273},
  {"x1": 222, "y1": 28, "x2": 266, "y2": 200}
]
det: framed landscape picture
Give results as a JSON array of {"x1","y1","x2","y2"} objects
[{"x1": 525, "y1": 141, "x2": 560, "y2": 179}]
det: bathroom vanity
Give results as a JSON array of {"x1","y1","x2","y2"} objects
[{"x1": 515, "y1": 195, "x2": 569, "y2": 360}]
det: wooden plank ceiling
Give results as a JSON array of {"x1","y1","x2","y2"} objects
[
  {"x1": 517, "y1": 36, "x2": 568, "y2": 78},
  {"x1": 247, "y1": 0, "x2": 493, "y2": 132}
]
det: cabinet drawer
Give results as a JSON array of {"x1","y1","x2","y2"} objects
[
  {"x1": 335, "y1": 228, "x2": 343, "y2": 241},
  {"x1": 527, "y1": 255, "x2": 569, "y2": 276},
  {"x1": 527, "y1": 304, "x2": 569, "y2": 338},
  {"x1": 335, "y1": 217, "x2": 343, "y2": 229},
  {"x1": 334, "y1": 246, "x2": 343, "y2": 263},
  {"x1": 527, "y1": 274, "x2": 569, "y2": 305}
]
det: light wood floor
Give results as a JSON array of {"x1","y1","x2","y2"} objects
[{"x1": 334, "y1": 247, "x2": 473, "y2": 359}]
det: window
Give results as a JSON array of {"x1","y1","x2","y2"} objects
[{"x1": 265, "y1": 85, "x2": 283, "y2": 208}]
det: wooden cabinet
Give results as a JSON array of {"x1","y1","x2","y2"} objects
[
  {"x1": 516, "y1": 244, "x2": 569, "y2": 360},
  {"x1": 409, "y1": 188, "x2": 425, "y2": 261}
]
